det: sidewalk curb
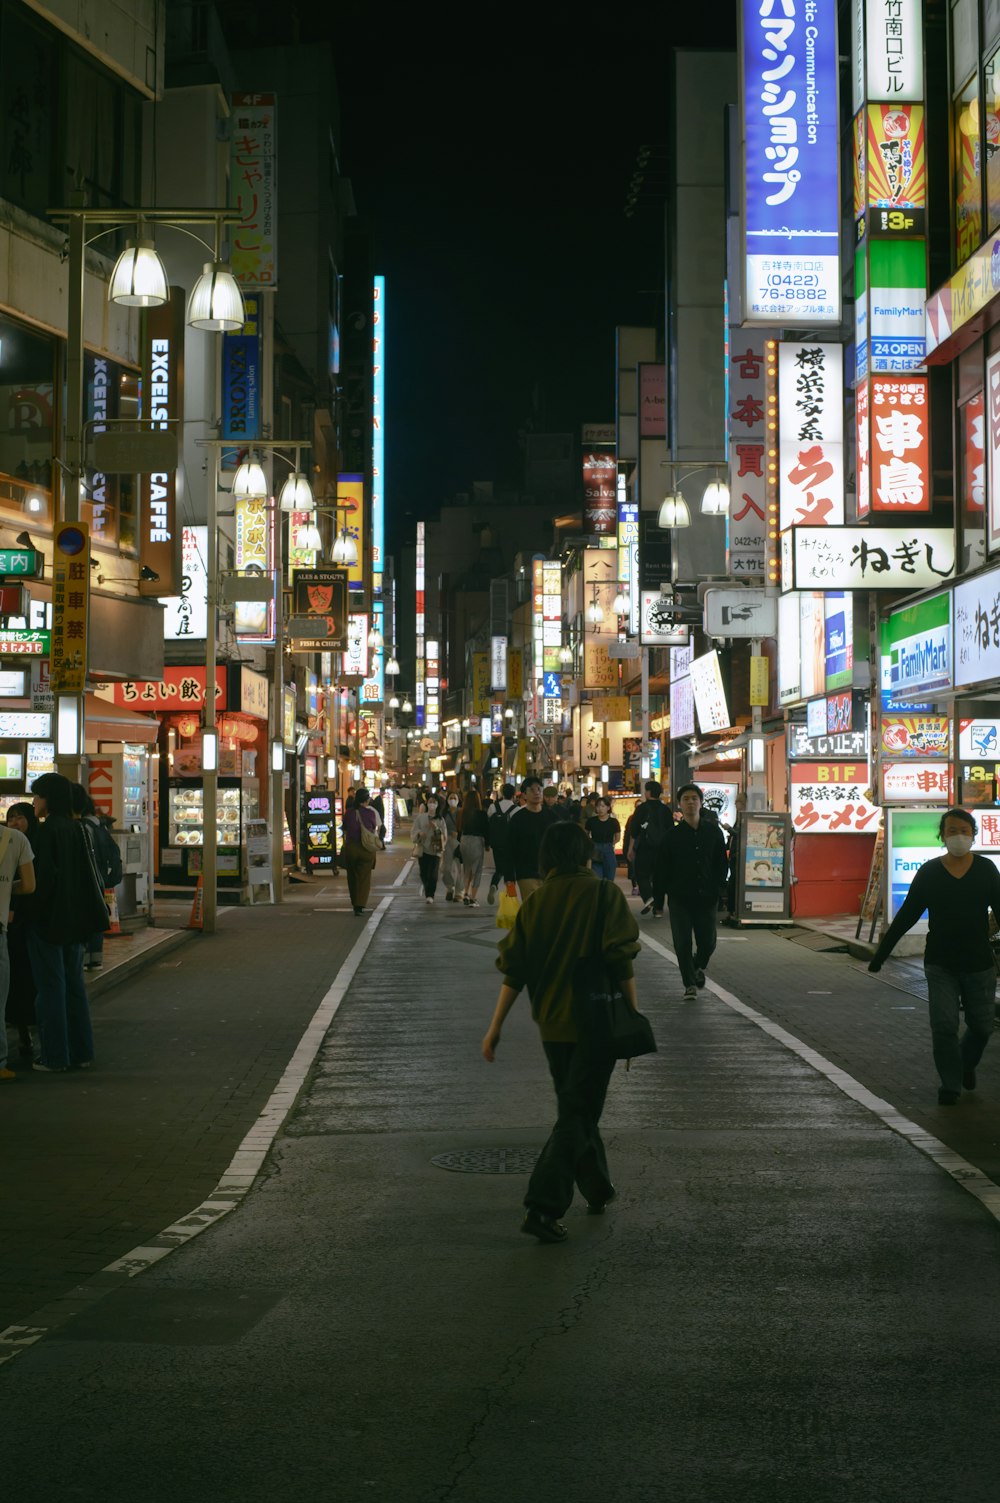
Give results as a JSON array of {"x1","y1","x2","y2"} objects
[{"x1": 86, "y1": 928, "x2": 196, "y2": 1000}]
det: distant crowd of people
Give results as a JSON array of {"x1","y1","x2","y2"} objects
[{"x1": 2, "y1": 773, "x2": 122, "y2": 1081}]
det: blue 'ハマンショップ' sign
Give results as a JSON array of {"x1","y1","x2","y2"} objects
[{"x1": 741, "y1": 0, "x2": 841, "y2": 326}]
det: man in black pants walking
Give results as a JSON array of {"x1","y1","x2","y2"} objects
[
  {"x1": 629, "y1": 779, "x2": 672, "y2": 917},
  {"x1": 664, "y1": 784, "x2": 729, "y2": 999}
]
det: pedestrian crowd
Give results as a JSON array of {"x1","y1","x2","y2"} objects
[{"x1": 2, "y1": 772, "x2": 120, "y2": 1081}]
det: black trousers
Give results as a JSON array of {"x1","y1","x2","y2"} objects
[
  {"x1": 635, "y1": 848, "x2": 667, "y2": 911},
  {"x1": 417, "y1": 853, "x2": 440, "y2": 897},
  {"x1": 668, "y1": 898, "x2": 718, "y2": 986},
  {"x1": 525, "y1": 1040, "x2": 616, "y2": 1219}
]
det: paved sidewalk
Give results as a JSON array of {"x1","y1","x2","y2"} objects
[
  {"x1": 2, "y1": 876, "x2": 1000, "y2": 1501},
  {"x1": 0, "y1": 851, "x2": 407, "y2": 1333}
]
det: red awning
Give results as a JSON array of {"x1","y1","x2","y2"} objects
[{"x1": 84, "y1": 692, "x2": 159, "y2": 746}]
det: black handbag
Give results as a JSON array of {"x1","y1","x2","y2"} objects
[{"x1": 572, "y1": 879, "x2": 657, "y2": 1060}]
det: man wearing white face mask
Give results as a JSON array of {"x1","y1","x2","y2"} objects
[{"x1": 869, "y1": 807, "x2": 1000, "y2": 1105}]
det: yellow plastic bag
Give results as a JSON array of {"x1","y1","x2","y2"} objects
[{"x1": 496, "y1": 891, "x2": 521, "y2": 930}]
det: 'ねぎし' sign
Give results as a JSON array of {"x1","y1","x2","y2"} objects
[
  {"x1": 741, "y1": 0, "x2": 841, "y2": 326},
  {"x1": 953, "y1": 562, "x2": 1000, "y2": 688},
  {"x1": 785, "y1": 527, "x2": 955, "y2": 591}
]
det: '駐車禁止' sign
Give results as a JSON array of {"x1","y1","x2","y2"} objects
[
  {"x1": 741, "y1": 0, "x2": 841, "y2": 326},
  {"x1": 779, "y1": 344, "x2": 844, "y2": 529},
  {"x1": 786, "y1": 526, "x2": 955, "y2": 591}
]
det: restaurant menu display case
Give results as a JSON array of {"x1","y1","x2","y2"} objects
[{"x1": 165, "y1": 778, "x2": 259, "y2": 887}]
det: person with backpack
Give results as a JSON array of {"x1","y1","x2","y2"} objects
[
  {"x1": 628, "y1": 780, "x2": 673, "y2": 917},
  {"x1": 486, "y1": 783, "x2": 517, "y2": 905},
  {"x1": 72, "y1": 787, "x2": 121, "y2": 969}
]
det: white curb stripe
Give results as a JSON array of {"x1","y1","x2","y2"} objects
[
  {"x1": 640, "y1": 930, "x2": 1000, "y2": 1224},
  {"x1": 0, "y1": 890, "x2": 397, "y2": 1367}
]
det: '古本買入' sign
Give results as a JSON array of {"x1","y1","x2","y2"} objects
[{"x1": 741, "y1": 0, "x2": 841, "y2": 326}]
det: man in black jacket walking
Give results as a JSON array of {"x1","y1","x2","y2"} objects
[
  {"x1": 628, "y1": 779, "x2": 673, "y2": 917},
  {"x1": 664, "y1": 784, "x2": 729, "y2": 1000}
]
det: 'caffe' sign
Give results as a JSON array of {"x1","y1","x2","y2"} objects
[{"x1": 139, "y1": 290, "x2": 184, "y2": 597}]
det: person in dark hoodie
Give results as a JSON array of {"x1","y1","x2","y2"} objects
[{"x1": 21, "y1": 773, "x2": 109, "y2": 1072}]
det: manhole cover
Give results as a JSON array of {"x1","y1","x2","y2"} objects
[{"x1": 431, "y1": 1148, "x2": 540, "y2": 1175}]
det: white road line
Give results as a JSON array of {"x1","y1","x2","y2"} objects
[
  {"x1": 392, "y1": 859, "x2": 414, "y2": 887},
  {"x1": 0, "y1": 892, "x2": 396, "y2": 1368},
  {"x1": 640, "y1": 931, "x2": 1000, "y2": 1226}
]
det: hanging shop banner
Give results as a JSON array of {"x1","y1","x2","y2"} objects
[
  {"x1": 954, "y1": 563, "x2": 1000, "y2": 687},
  {"x1": 669, "y1": 671, "x2": 695, "y2": 740},
  {"x1": 617, "y1": 498, "x2": 640, "y2": 637},
  {"x1": 472, "y1": 652, "x2": 490, "y2": 714},
  {"x1": 727, "y1": 338, "x2": 767, "y2": 577},
  {"x1": 881, "y1": 714, "x2": 950, "y2": 758},
  {"x1": 824, "y1": 593, "x2": 853, "y2": 691},
  {"x1": 855, "y1": 246, "x2": 869, "y2": 383},
  {"x1": 689, "y1": 650, "x2": 732, "y2": 734},
  {"x1": 926, "y1": 234, "x2": 1000, "y2": 361},
  {"x1": 234, "y1": 493, "x2": 274, "y2": 642},
  {"x1": 161, "y1": 526, "x2": 208, "y2": 640},
  {"x1": 490, "y1": 634, "x2": 508, "y2": 693},
  {"x1": 508, "y1": 648, "x2": 523, "y2": 701},
  {"x1": 139, "y1": 290, "x2": 184, "y2": 598},
  {"x1": 883, "y1": 591, "x2": 952, "y2": 700},
  {"x1": 869, "y1": 239, "x2": 926, "y2": 372},
  {"x1": 584, "y1": 641, "x2": 618, "y2": 690},
  {"x1": 856, "y1": 382, "x2": 871, "y2": 517},
  {"x1": 230, "y1": 93, "x2": 277, "y2": 287},
  {"x1": 638, "y1": 365, "x2": 666, "y2": 438},
  {"x1": 49, "y1": 522, "x2": 90, "y2": 693},
  {"x1": 289, "y1": 567, "x2": 348, "y2": 651},
  {"x1": 220, "y1": 294, "x2": 260, "y2": 471},
  {"x1": 778, "y1": 345, "x2": 844, "y2": 530},
  {"x1": 582, "y1": 451, "x2": 616, "y2": 535},
  {"x1": 880, "y1": 761, "x2": 952, "y2": 803},
  {"x1": 640, "y1": 591, "x2": 689, "y2": 646},
  {"x1": 337, "y1": 473, "x2": 366, "y2": 593},
  {"x1": 343, "y1": 613, "x2": 368, "y2": 679},
  {"x1": 869, "y1": 374, "x2": 929, "y2": 512},
  {"x1": 95, "y1": 666, "x2": 226, "y2": 710},
  {"x1": 787, "y1": 722, "x2": 869, "y2": 760},
  {"x1": 866, "y1": 104, "x2": 926, "y2": 238},
  {"x1": 542, "y1": 560, "x2": 563, "y2": 672},
  {"x1": 788, "y1": 527, "x2": 955, "y2": 591},
  {"x1": 789, "y1": 762, "x2": 882, "y2": 835},
  {"x1": 372, "y1": 276, "x2": 386, "y2": 592},
  {"x1": 740, "y1": 0, "x2": 841, "y2": 325},
  {"x1": 865, "y1": 0, "x2": 923, "y2": 101},
  {"x1": 987, "y1": 354, "x2": 1000, "y2": 553},
  {"x1": 361, "y1": 600, "x2": 384, "y2": 706},
  {"x1": 826, "y1": 690, "x2": 851, "y2": 732},
  {"x1": 965, "y1": 392, "x2": 985, "y2": 515}
]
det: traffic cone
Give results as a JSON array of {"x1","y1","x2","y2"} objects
[
  {"x1": 188, "y1": 875, "x2": 204, "y2": 930},
  {"x1": 104, "y1": 888, "x2": 121, "y2": 936}
]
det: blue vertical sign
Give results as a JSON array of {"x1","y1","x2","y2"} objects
[
  {"x1": 372, "y1": 276, "x2": 385, "y2": 596},
  {"x1": 742, "y1": 0, "x2": 841, "y2": 325},
  {"x1": 221, "y1": 294, "x2": 260, "y2": 470}
]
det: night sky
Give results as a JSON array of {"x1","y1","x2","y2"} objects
[{"x1": 228, "y1": 2, "x2": 739, "y2": 551}]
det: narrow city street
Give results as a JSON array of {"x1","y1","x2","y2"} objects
[{"x1": 3, "y1": 867, "x2": 1000, "y2": 1503}]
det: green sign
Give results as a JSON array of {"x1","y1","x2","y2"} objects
[
  {"x1": 0, "y1": 629, "x2": 51, "y2": 657},
  {"x1": 0, "y1": 548, "x2": 39, "y2": 577}
]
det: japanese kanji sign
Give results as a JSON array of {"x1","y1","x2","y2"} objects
[
  {"x1": 856, "y1": 381, "x2": 870, "y2": 518},
  {"x1": 583, "y1": 451, "x2": 616, "y2": 535},
  {"x1": 869, "y1": 374, "x2": 929, "y2": 512},
  {"x1": 584, "y1": 642, "x2": 618, "y2": 690},
  {"x1": 728, "y1": 338, "x2": 767, "y2": 576},
  {"x1": 741, "y1": 0, "x2": 841, "y2": 326},
  {"x1": 881, "y1": 714, "x2": 950, "y2": 759},
  {"x1": 230, "y1": 93, "x2": 277, "y2": 287},
  {"x1": 865, "y1": 0, "x2": 923, "y2": 102},
  {"x1": 0, "y1": 630, "x2": 49, "y2": 657},
  {"x1": 789, "y1": 762, "x2": 882, "y2": 835},
  {"x1": 880, "y1": 761, "x2": 952, "y2": 803},
  {"x1": 50, "y1": 522, "x2": 89, "y2": 694},
  {"x1": 954, "y1": 563, "x2": 1000, "y2": 688},
  {"x1": 234, "y1": 492, "x2": 274, "y2": 642},
  {"x1": 779, "y1": 344, "x2": 844, "y2": 530},
  {"x1": 161, "y1": 527, "x2": 208, "y2": 641},
  {"x1": 788, "y1": 526, "x2": 955, "y2": 591},
  {"x1": 866, "y1": 104, "x2": 926, "y2": 238},
  {"x1": 0, "y1": 548, "x2": 40, "y2": 576},
  {"x1": 987, "y1": 354, "x2": 1000, "y2": 553},
  {"x1": 95, "y1": 667, "x2": 227, "y2": 710}
]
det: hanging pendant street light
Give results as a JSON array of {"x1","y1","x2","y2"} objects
[
  {"x1": 232, "y1": 454, "x2": 268, "y2": 500},
  {"x1": 278, "y1": 471, "x2": 314, "y2": 511},
  {"x1": 559, "y1": 643, "x2": 573, "y2": 665},
  {"x1": 612, "y1": 589, "x2": 631, "y2": 616},
  {"x1": 402, "y1": 697, "x2": 413, "y2": 713},
  {"x1": 389, "y1": 695, "x2": 400, "y2": 710},
  {"x1": 385, "y1": 653, "x2": 400, "y2": 676},
  {"x1": 299, "y1": 520, "x2": 322, "y2": 551},
  {"x1": 657, "y1": 491, "x2": 691, "y2": 529},
  {"x1": 331, "y1": 527, "x2": 359, "y2": 566},
  {"x1": 108, "y1": 239, "x2": 169, "y2": 307},
  {"x1": 701, "y1": 479, "x2": 730, "y2": 516},
  {"x1": 187, "y1": 260, "x2": 246, "y2": 331},
  {"x1": 368, "y1": 624, "x2": 383, "y2": 650},
  {"x1": 586, "y1": 592, "x2": 604, "y2": 626}
]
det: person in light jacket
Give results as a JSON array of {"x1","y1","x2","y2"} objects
[
  {"x1": 411, "y1": 794, "x2": 447, "y2": 904},
  {"x1": 442, "y1": 793, "x2": 462, "y2": 900},
  {"x1": 483, "y1": 820, "x2": 640, "y2": 1244}
]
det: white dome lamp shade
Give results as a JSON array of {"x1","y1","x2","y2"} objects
[
  {"x1": 232, "y1": 454, "x2": 268, "y2": 500},
  {"x1": 108, "y1": 240, "x2": 168, "y2": 308},
  {"x1": 278, "y1": 471, "x2": 314, "y2": 511},
  {"x1": 331, "y1": 528, "x2": 359, "y2": 566},
  {"x1": 657, "y1": 491, "x2": 691, "y2": 529},
  {"x1": 385, "y1": 654, "x2": 400, "y2": 676},
  {"x1": 187, "y1": 261, "x2": 246, "y2": 332},
  {"x1": 701, "y1": 479, "x2": 730, "y2": 516},
  {"x1": 299, "y1": 520, "x2": 322, "y2": 551}
]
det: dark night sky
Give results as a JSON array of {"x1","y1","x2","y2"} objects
[{"x1": 243, "y1": 2, "x2": 739, "y2": 551}]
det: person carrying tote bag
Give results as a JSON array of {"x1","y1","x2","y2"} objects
[
  {"x1": 341, "y1": 787, "x2": 380, "y2": 916},
  {"x1": 482, "y1": 819, "x2": 642, "y2": 1244}
]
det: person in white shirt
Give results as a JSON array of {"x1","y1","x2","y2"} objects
[{"x1": 0, "y1": 817, "x2": 36, "y2": 1080}]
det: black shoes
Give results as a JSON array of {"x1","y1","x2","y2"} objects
[
  {"x1": 938, "y1": 1088, "x2": 960, "y2": 1106},
  {"x1": 640, "y1": 900, "x2": 653, "y2": 915},
  {"x1": 694, "y1": 968, "x2": 706, "y2": 987},
  {"x1": 521, "y1": 1210, "x2": 568, "y2": 1243},
  {"x1": 963, "y1": 1067, "x2": 977, "y2": 1091},
  {"x1": 586, "y1": 1188, "x2": 618, "y2": 1216},
  {"x1": 353, "y1": 906, "x2": 364, "y2": 916}
]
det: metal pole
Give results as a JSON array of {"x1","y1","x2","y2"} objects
[
  {"x1": 55, "y1": 197, "x2": 87, "y2": 783},
  {"x1": 271, "y1": 500, "x2": 285, "y2": 899},
  {"x1": 202, "y1": 445, "x2": 219, "y2": 935},
  {"x1": 640, "y1": 644, "x2": 650, "y2": 781}
]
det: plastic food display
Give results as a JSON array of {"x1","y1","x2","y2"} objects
[{"x1": 169, "y1": 786, "x2": 241, "y2": 847}]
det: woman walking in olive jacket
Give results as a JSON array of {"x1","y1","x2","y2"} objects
[{"x1": 482, "y1": 821, "x2": 640, "y2": 1243}]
